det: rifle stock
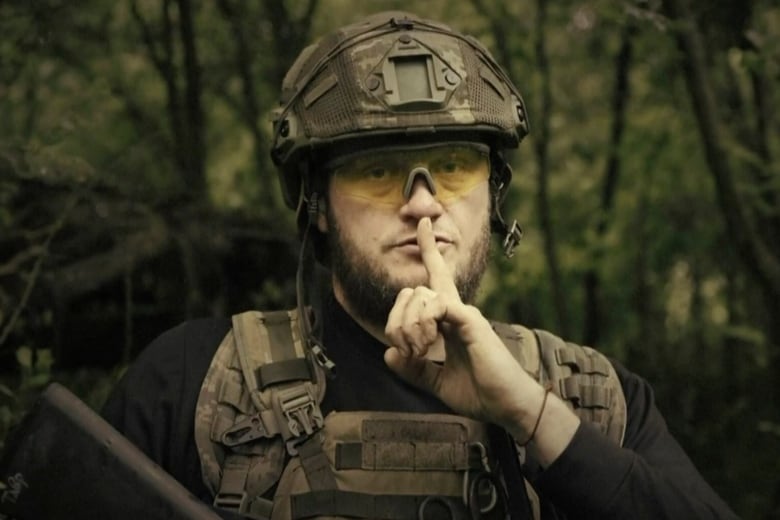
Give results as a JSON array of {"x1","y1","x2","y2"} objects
[{"x1": 0, "y1": 382, "x2": 222, "y2": 519}]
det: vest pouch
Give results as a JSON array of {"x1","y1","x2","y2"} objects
[{"x1": 271, "y1": 411, "x2": 507, "y2": 520}]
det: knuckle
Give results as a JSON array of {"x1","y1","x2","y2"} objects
[
  {"x1": 413, "y1": 286, "x2": 432, "y2": 298},
  {"x1": 464, "y1": 304, "x2": 481, "y2": 318},
  {"x1": 384, "y1": 322, "x2": 396, "y2": 337}
]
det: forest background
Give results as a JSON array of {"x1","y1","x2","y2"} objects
[{"x1": 1, "y1": 0, "x2": 778, "y2": 517}]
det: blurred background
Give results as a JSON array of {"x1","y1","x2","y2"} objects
[{"x1": 1, "y1": 0, "x2": 778, "y2": 517}]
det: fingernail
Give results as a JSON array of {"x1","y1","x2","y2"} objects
[{"x1": 422, "y1": 217, "x2": 432, "y2": 230}]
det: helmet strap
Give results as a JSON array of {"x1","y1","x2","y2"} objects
[{"x1": 296, "y1": 190, "x2": 336, "y2": 377}]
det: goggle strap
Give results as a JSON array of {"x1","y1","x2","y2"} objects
[{"x1": 295, "y1": 209, "x2": 336, "y2": 378}]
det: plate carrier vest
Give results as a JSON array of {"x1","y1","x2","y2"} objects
[{"x1": 194, "y1": 310, "x2": 627, "y2": 520}]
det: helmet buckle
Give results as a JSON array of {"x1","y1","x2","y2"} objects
[{"x1": 502, "y1": 220, "x2": 523, "y2": 258}]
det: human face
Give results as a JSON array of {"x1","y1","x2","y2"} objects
[{"x1": 319, "y1": 143, "x2": 492, "y2": 327}]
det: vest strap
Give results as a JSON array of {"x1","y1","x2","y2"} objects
[
  {"x1": 213, "y1": 454, "x2": 274, "y2": 519},
  {"x1": 290, "y1": 490, "x2": 468, "y2": 520},
  {"x1": 296, "y1": 434, "x2": 339, "y2": 490},
  {"x1": 257, "y1": 358, "x2": 312, "y2": 390}
]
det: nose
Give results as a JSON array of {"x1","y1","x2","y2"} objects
[{"x1": 400, "y1": 174, "x2": 443, "y2": 220}]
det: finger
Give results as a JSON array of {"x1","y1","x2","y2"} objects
[
  {"x1": 417, "y1": 217, "x2": 459, "y2": 299},
  {"x1": 385, "y1": 288, "x2": 415, "y2": 356},
  {"x1": 401, "y1": 287, "x2": 440, "y2": 356}
]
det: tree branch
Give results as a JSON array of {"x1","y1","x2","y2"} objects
[{"x1": 0, "y1": 195, "x2": 78, "y2": 348}]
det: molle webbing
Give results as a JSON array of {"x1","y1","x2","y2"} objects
[
  {"x1": 273, "y1": 412, "x2": 503, "y2": 520},
  {"x1": 490, "y1": 323, "x2": 626, "y2": 446},
  {"x1": 333, "y1": 417, "x2": 488, "y2": 471},
  {"x1": 534, "y1": 330, "x2": 626, "y2": 445}
]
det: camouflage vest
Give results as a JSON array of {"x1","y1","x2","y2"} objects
[{"x1": 194, "y1": 310, "x2": 626, "y2": 519}]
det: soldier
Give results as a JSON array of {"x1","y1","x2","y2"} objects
[{"x1": 102, "y1": 11, "x2": 739, "y2": 519}]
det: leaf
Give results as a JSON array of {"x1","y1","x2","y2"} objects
[
  {"x1": 15, "y1": 346, "x2": 33, "y2": 369},
  {"x1": 0, "y1": 383, "x2": 15, "y2": 400},
  {"x1": 27, "y1": 373, "x2": 51, "y2": 388},
  {"x1": 758, "y1": 421, "x2": 780, "y2": 438},
  {"x1": 35, "y1": 349, "x2": 54, "y2": 373}
]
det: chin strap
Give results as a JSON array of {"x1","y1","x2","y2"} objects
[{"x1": 296, "y1": 192, "x2": 336, "y2": 377}]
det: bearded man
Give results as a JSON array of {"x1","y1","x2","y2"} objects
[{"x1": 102, "y1": 11, "x2": 738, "y2": 520}]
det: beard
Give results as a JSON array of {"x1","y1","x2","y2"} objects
[{"x1": 327, "y1": 209, "x2": 491, "y2": 329}]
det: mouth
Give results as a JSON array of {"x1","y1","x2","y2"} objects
[{"x1": 392, "y1": 235, "x2": 453, "y2": 251}]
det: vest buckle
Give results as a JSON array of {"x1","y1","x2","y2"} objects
[
  {"x1": 275, "y1": 384, "x2": 324, "y2": 454},
  {"x1": 220, "y1": 412, "x2": 274, "y2": 447}
]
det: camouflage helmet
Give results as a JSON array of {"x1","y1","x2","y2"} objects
[{"x1": 270, "y1": 11, "x2": 529, "y2": 211}]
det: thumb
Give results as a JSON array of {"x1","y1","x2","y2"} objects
[{"x1": 384, "y1": 347, "x2": 442, "y2": 396}]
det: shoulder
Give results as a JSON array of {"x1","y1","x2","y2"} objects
[
  {"x1": 101, "y1": 317, "x2": 232, "y2": 499},
  {"x1": 605, "y1": 357, "x2": 671, "y2": 449},
  {"x1": 134, "y1": 317, "x2": 233, "y2": 368},
  {"x1": 609, "y1": 357, "x2": 650, "y2": 396},
  {"x1": 102, "y1": 316, "x2": 231, "y2": 424}
]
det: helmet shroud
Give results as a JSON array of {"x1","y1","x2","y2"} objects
[{"x1": 271, "y1": 11, "x2": 529, "y2": 223}]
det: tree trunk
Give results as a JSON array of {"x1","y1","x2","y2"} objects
[
  {"x1": 662, "y1": 0, "x2": 780, "y2": 401},
  {"x1": 130, "y1": 0, "x2": 207, "y2": 198},
  {"x1": 583, "y1": 23, "x2": 634, "y2": 346},
  {"x1": 262, "y1": 0, "x2": 320, "y2": 87},
  {"x1": 533, "y1": 0, "x2": 570, "y2": 337},
  {"x1": 176, "y1": 0, "x2": 206, "y2": 196}
]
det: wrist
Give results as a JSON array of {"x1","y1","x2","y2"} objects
[
  {"x1": 504, "y1": 383, "x2": 580, "y2": 467},
  {"x1": 517, "y1": 383, "x2": 553, "y2": 446}
]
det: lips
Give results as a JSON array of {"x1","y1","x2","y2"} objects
[{"x1": 392, "y1": 234, "x2": 453, "y2": 248}]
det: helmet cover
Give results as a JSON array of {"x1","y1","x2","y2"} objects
[{"x1": 271, "y1": 11, "x2": 529, "y2": 209}]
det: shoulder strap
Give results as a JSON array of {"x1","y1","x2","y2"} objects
[
  {"x1": 491, "y1": 322, "x2": 627, "y2": 446},
  {"x1": 195, "y1": 309, "x2": 332, "y2": 519}
]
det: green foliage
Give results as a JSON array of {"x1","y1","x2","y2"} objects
[
  {"x1": 0, "y1": 347, "x2": 53, "y2": 452},
  {"x1": 0, "y1": 347, "x2": 123, "y2": 452}
]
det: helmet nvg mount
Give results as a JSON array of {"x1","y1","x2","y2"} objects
[{"x1": 271, "y1": 10, "x2": 528, "y2": 256}]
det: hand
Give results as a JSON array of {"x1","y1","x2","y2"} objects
[
  {"x1": 384, "y1": 217, "x2": 580, "y2": 464},
  {"x1": 383, "y1": 217, "x2": 541, "y2": 430}
]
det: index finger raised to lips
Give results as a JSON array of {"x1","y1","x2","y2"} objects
[{"x1": 417, "y1": 217, "x2": 460, "y2": 300}]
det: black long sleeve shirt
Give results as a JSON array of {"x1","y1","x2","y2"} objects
[{"x1": 101, "y1": 297, "x2": 738, "y2": 519}]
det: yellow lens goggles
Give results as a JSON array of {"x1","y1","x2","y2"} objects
[{"x1": 328, "y1": 143, "x2": 490, "y2": 206}]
